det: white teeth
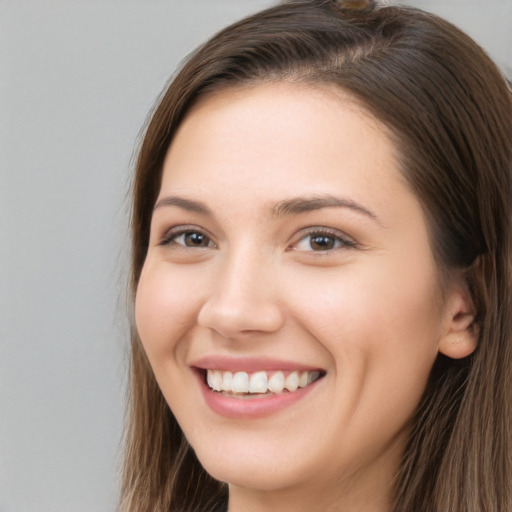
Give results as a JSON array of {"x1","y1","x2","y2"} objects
[
  {"x1": 249, "y1": 371, "x2": 268, "y2": 393},
  {"x1": 211, "y1": 370, "x2": 222, "y2": 392},
  {"x1": 206, "y1": 369, "x2": 322, "y2": 394},
  {"x1": 221, "y1": 371, "x2": 233, "y2": 392},
  {"x1": 267, "y1": 371, "x2": 285, "y2": 393},
  {"x1": 285, "y1": 371, "x2": 299, "y2": 392},
  {"x1": 207, "y1": 370, "x2": 214, "y2": 389},
  {"x1": 232, "y1": 372, "x2": 249, "y2": 393}
]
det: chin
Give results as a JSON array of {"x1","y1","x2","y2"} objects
[
  {"x1": 204, "y1": 462, "x2": 298, "y2": 492},
  {"x1": 193, "y1": 439, "x2": 318, "y2": 492}
]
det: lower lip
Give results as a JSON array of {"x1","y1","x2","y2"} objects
[{"x1": 195, "y1": 370, "x2": 322, "y2": 419}]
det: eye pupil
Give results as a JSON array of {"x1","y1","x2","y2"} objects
[
  {"x1": 310, "y1": 235, "x2": 335, "y2": 251},
  {"x1": 184, "y1": 232, "x2": 208, "y2": 247}
]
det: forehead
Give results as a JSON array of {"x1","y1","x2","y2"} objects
[{"x1": 160, "y1": 82, "x2": 402, "y2": 207}]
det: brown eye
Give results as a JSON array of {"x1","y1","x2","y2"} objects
[
  {"x1": 309, "y1": 234, "x2": 336, "y2": 251},
  {"x1": 160, "y1": 228, "x2": 214, "y2": 248},
  {"x1": 292, "y1": 229, "x2": 356, "y2": 252},
  {"x1": 183, "y1": 231, "x2": 210, "y2": 247}
]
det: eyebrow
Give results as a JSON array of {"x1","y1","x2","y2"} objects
[
  {"x1": 272, "y1": 194, "x2": 379, "y2": 222},
  {"x1": 153, "y1": 193, "x2": 379, "y2": 223},
  {"x1": 153, "y1": 196, "x2": 212, "y2": 215}
]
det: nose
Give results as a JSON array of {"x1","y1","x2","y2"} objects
[{"x1": 197, "y1": 249, "x2": 285, "y2": 339}]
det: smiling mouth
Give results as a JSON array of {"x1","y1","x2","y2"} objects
[{"x1": 204, "y1": 369, "x2": 324, "y2": 397}]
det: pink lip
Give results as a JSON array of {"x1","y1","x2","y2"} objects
[
  {"x1": 191, "y1": 355, "x2": 322, "y2": 373},
  {"x1": 190, "y1": 356, "x2": 325, "y2": 420}
]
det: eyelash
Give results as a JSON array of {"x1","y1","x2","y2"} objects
[
  {"x1": 290, "y1": 228, "x2": 356, "y2": 253},
  {"x1": 159, "y1": 226, "x2": 215, "y2": 249},
  {"x1": 159, "y1": 226, "x2": 355, "y2": 253}
]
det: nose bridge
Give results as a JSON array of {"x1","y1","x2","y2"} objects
[{"x1": 197, "y1": 242, "x2": 284, "y2": 337}]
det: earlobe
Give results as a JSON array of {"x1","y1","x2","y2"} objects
[
  {"x1": 439, "y1": 329, "x2": 477, "y2": 359},
  {"x1": 438, "y1": 283, "x2": 478, "y2": 360}
]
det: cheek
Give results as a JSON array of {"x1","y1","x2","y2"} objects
[
  {"x1": 354, "y1": 268, "x2": 441, "y2": 412},
  {"x1": 291, "y1": 262, "x2": 439, "y2": 340},
  {"x1": 134, "y1": 262, "x2": 200, "y2": 356},
  {"x1": 288, "y1": 258, "x2": 441, "y2": 395}
]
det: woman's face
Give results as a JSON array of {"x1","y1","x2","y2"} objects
[{"x1": 135, "y1": 83, "x2": 460, "y2": 509}]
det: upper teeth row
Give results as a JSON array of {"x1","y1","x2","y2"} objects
[{"x1": 206, "y1": 369, "x2": 321, "y2": 394}]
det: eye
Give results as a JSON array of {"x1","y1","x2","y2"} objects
[
  {"x1": 292, "y1": 229, "x2": 355, "y2": 252},
  {"x1": 160, "y1": 228, "x2": 215, "y2": 248}
]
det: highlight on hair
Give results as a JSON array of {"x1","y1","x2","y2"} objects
[{"x1": 121, "y1": 1, "x2": 512, "y2": 511}]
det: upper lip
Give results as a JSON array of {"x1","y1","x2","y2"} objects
[{"x1": 190, "y1": 355, "x2": 324, "y2": 373}]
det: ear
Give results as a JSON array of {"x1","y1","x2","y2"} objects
[{"x1": 438, "y1": 276, "x2": 478, "y2": 360}]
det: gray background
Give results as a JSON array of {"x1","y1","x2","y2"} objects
[{"x1": 1, "y1": 1, "x2": 510, "y2": 511}]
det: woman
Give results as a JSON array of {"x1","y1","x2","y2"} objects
[{"x1": 121, "y1": 1, "x2": 512, "y2": 511}]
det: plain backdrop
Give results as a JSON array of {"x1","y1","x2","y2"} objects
[{"x1": 1, "y1": 1, "x2": 510, "y2": 511}]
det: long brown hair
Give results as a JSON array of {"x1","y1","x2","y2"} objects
[{"x1": 121, "y1": 1, "x2": 512, "y2": 511}]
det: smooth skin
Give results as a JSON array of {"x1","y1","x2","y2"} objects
[{"x1": 135, "y1": 83, "x2": 476, "y2": 512}]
